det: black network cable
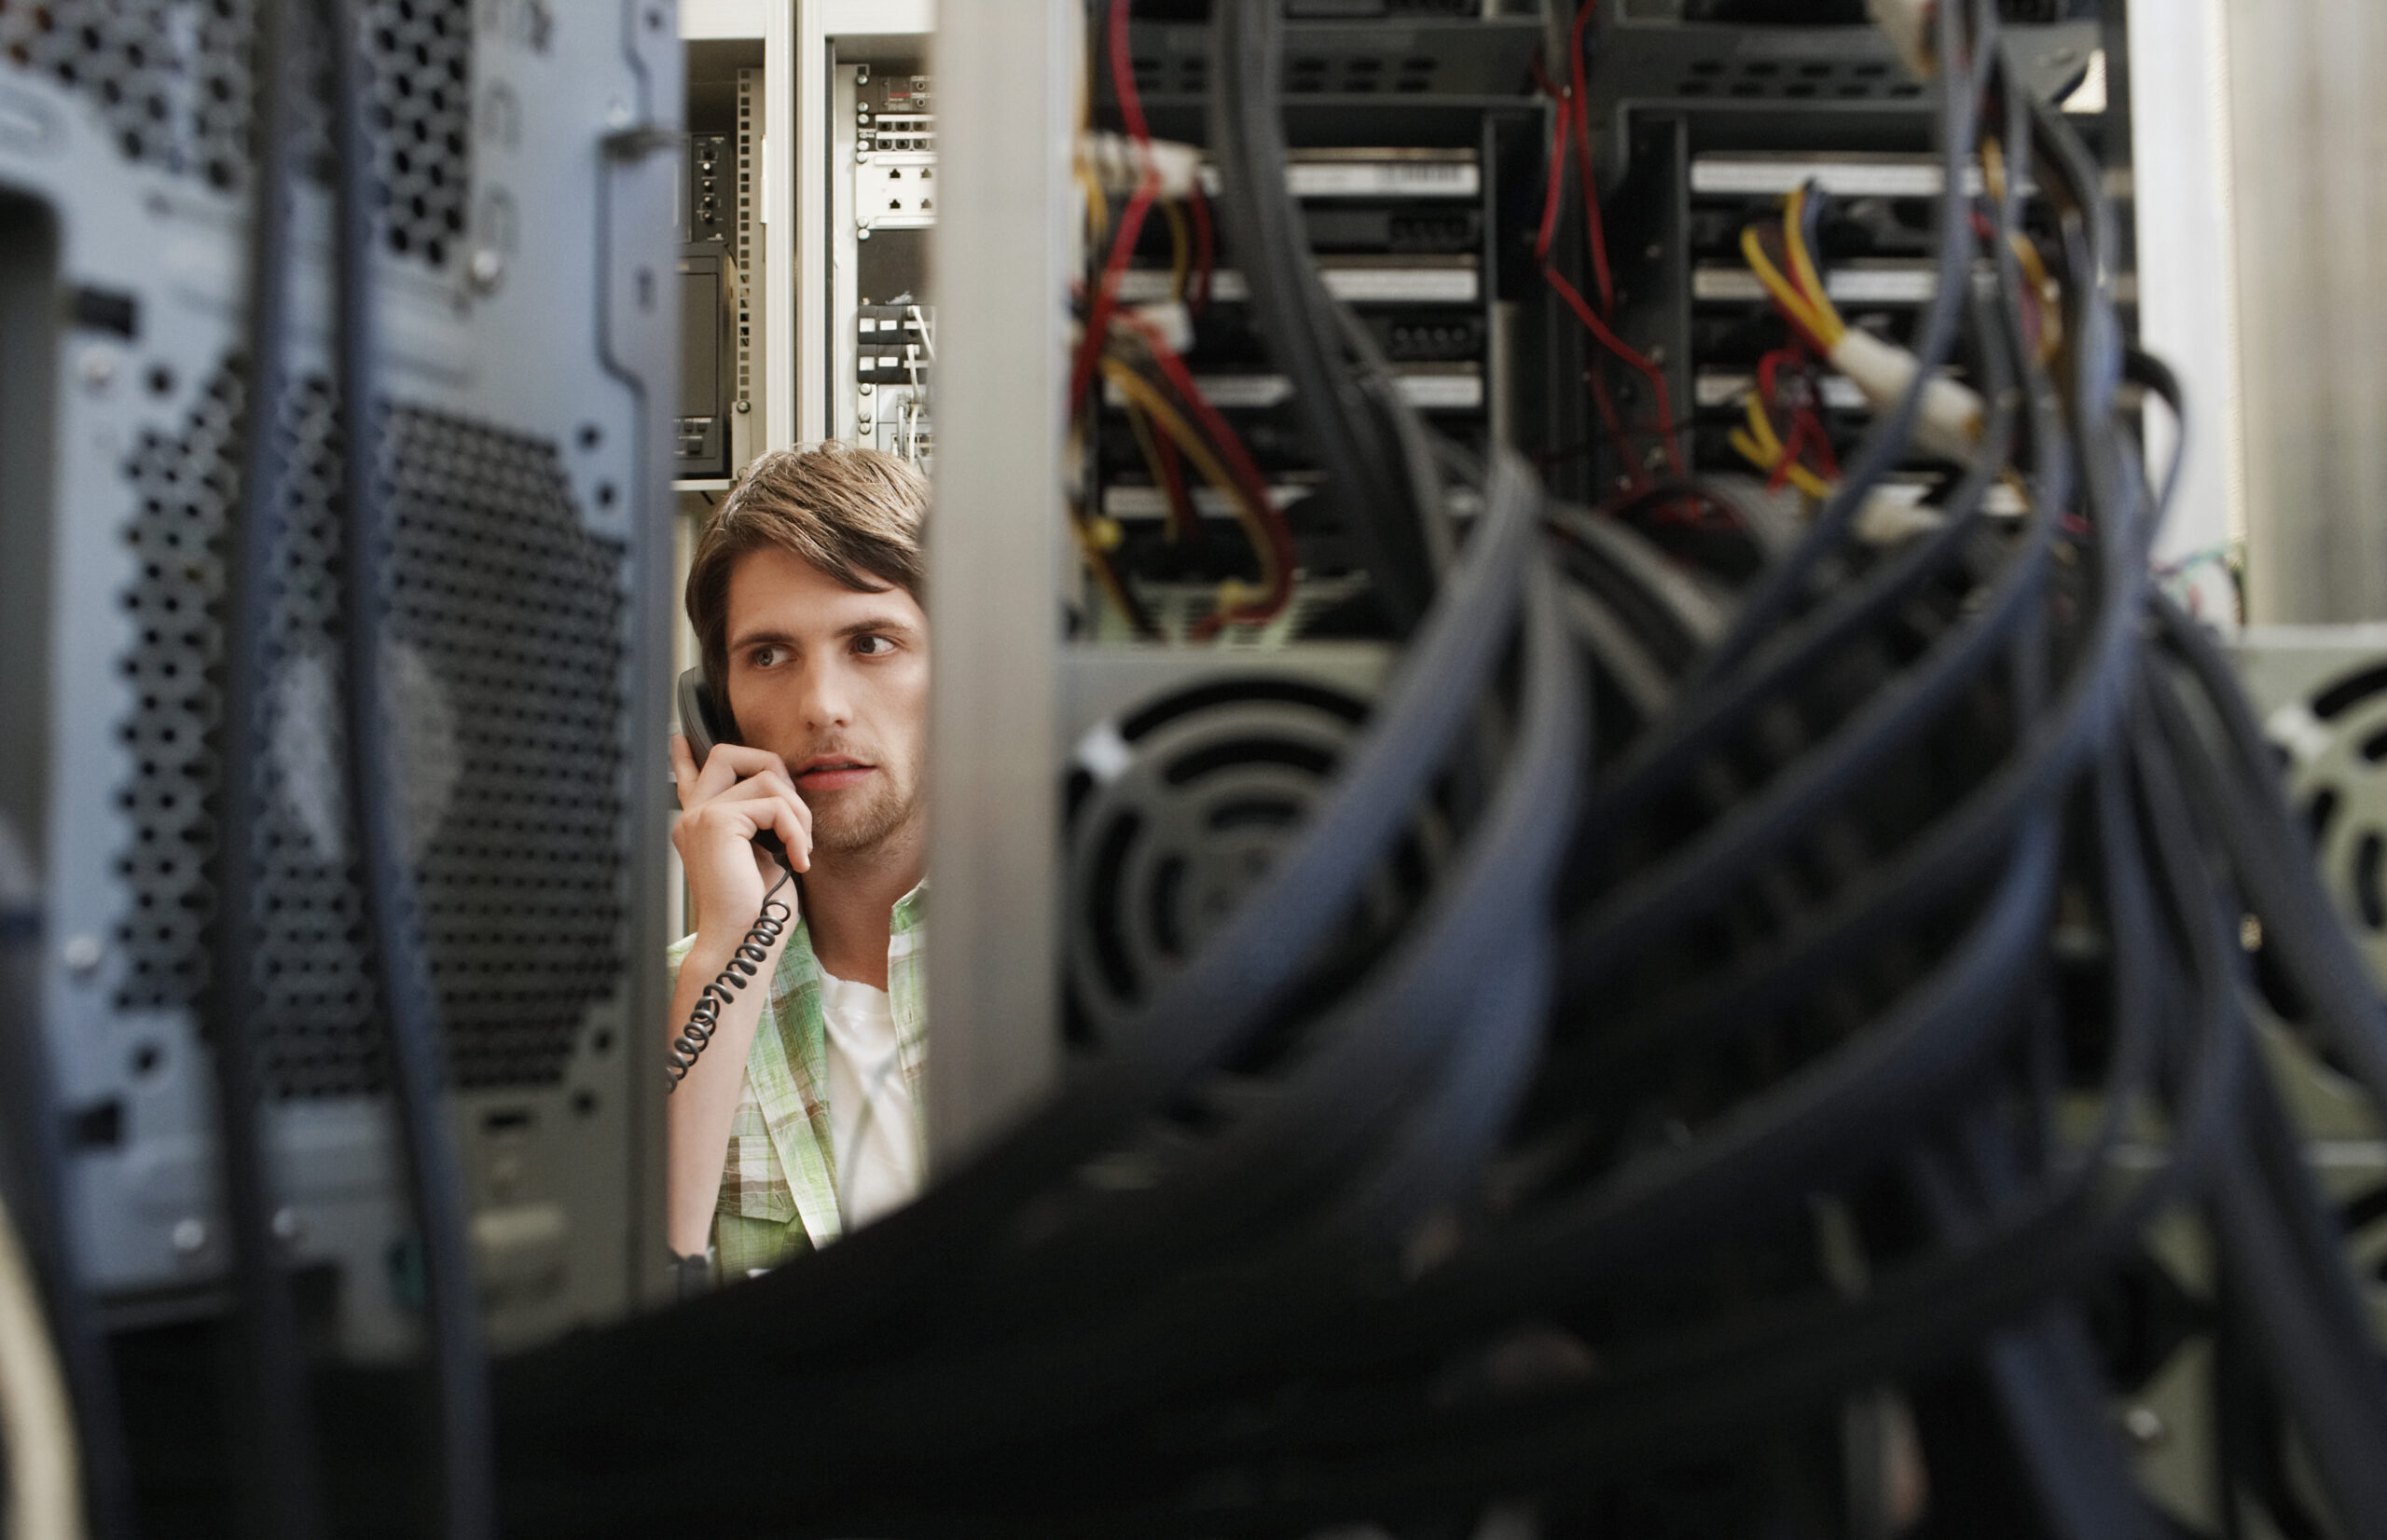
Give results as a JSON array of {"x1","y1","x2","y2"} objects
[
  {"x1": 208, "y1": 0, "x2": 330, "y2": 1533},
  {"x1": 1207, "y1": 0, "x2": 1437, "y2": 629},
  {"x1": 470, "y1": 0, "x2": 2387, "y2": 1533},
  {"x1": 324, "y1": 1, "x2": 496, "y2": 1536}
]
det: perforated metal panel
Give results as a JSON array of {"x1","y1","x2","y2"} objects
[
  {"x1": 362, "y1": 0, "x2": 471, "y2": 267},
  {"x1": 380, "y1": 406, "x2": 628, "y2": 1090},
  {"x1": 0, "y1": 0, "x2": 257, "y2": 187},
  {"x1": 0, "y1": 0, "x2": 466, "y2": 264},
  {"x1": 112, "y1": 365, "x2": 628, "y2": 1097}
]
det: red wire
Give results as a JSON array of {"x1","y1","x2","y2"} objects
[
  {"x1": 1152, "y1": 422, "x2": 1199, "y2": 545},
  {"x1": 1071, "y1": 0, "x2": 1164, "y2": 416},
  {"x1": 1534, "y1": 12, "x2": 1684, "y2": 480},
  {"x1": 1533, "y1": 66, "x2": 1569, "y2": 266},
  {"x1": 1535, "y1": 89, "x2": 1640, "y2": 487},
  {"x1": 1547, "y1": 263, "x2": 1683, "y2": 478},
  {"x1": 1108, "y1": 0, "x2": 1150, "y2": 144},
  {"x1": 1566, "y1": 0, "x2": 1616, "y2": 319},
  {"x1": 1113, "y1": 311, "x2": 1297, "y2": 624},
  {"x1": 1753, "y1": 344, "x2": 1842, "y2": 489},
  {"x1": 1070, "y1": 177, "x2": 1158, "y2": 417}
]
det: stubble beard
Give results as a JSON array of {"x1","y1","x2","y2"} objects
[{"x1": 808, "y1": 769, "x2": 922, "y2": 858}]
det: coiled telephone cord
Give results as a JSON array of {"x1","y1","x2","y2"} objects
[{"x1": 666, "y1": 870, "x2": 794, "y2": 1091}]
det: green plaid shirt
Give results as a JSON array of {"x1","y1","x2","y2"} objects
[{"x1": 667, "y1": 882, "x2": 929, "y2": 1279}]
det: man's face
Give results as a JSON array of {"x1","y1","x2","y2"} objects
[{"x1": 723, "y1": 547, "x2": 930, "y2": 858}]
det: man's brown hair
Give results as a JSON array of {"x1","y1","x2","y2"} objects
[{"x1": 685, "y1": 443, "x2": 928, "y2": 706}]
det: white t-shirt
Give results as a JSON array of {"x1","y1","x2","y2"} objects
[{"x1": 817, "y1": 970, "x2": 923, "y2": 1229}]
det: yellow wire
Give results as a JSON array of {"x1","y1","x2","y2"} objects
[
  {"x1": 1062, "y1": 416, "x2": 1144, "y2": 631},
  {"x1": 1120, "y1": 393, "x2": 1189, "y2": 543},
  {"x1": 1103, "y1": 360, "x2": 1278, "y2": 606},
  {"x1": 1735, "y1": 389, "x2": 1833, "y2": 500},
  {"x1": 1740, "y1": 225, "x2": 1841, "y2": 348},
  {"x1": 1100, "y1": 358, "x2": 1281, "y2": 612},
  {"x1": 1981, "y1": 138, "x2": 2063, "y2": 362},
  {"x1": 1161, "y1": 199, "x2": 1191, "y2": 303},
  {"x1": 2009, "y1": 233, "x2": 2063, "y2": 362},
  {"x1": 1742, "y1": 391, "x2": 1785, "y2": 459},
  {"x1": 1730, "y1": 427, "x2": 1832, "y2": 500}
]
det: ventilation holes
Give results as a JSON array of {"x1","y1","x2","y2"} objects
[
  {"x1": 113, "y1": 361, "x2": 629, "y2": 1097},
  {"x1": 1674, "y1": 57, "x2": 1916, "y2": 101},
  {"x1": 379, "y1": 406, "x2": 629, "y2": 1090},
  {"x1": 364, "y1": 0, "x2": 472, "y2": 268},
  {"x1": 0, "y1": 0, "x2": 262, "y2": 188},
  {"x1": 1284, "y1": 53, "x2": 1441, "y2": 96},
  {"x1": 1, "y1": 1, "x2": 461, "y2": 263}
]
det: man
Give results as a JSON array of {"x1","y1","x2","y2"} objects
[{"x1": 665, "y1": 443, "x2": 931, "y2": 1282}]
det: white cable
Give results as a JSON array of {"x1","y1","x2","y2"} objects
[
  {"x1": 1078, "y1": 131, "x2": 1204, "y2": 199},
  {"x1": 0, "y1": 1182, "x2": 84, "y2": 1540},
  {"x1": 1827, "y1": 326, "x2": 1985, "y2": 463}
]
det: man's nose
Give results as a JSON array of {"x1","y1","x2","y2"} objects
[{"x1": 796, "y1": 660, "x2": 853, "y2": 727}]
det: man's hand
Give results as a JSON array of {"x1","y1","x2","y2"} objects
[
  {"x1": 665, "y1": 734, "x2": 812, "y2": 1258},
  {"x1": 669, "y1": 735, "x2": 813, "y2": 938}
]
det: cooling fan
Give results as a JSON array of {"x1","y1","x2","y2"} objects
[
  {"x1": 2250, "y1": 637, "x2": 2387, "y2": 992},
  {"x1": 1060, "y1": 651, "x2": 1448, "y2": 1039}
]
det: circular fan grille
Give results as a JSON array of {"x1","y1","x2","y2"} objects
[
  {"x1": 1063, "y1": 674, "x2": 1443, "y2": 1040},
  {"x1": 2269, "y1": 661, "x2": 2387, "y2": 989}
]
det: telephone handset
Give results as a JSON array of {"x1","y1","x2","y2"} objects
[
  {"x1": 675, "y1": 667, "x2": 790, "y2": 869},
  {"x1": 667, "y1": 667, "x2": 797, "y2": 1098}
]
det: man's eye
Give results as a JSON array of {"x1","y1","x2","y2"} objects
[
  {"x1": 854, "y1": 635, "x2": 894, "y2": 657},
  {"x1": 752, "y1": 645, "x2": 781, "y2": 667}
]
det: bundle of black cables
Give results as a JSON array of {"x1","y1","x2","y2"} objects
[{"x1": 476, "y1": 1, "x2": 2387, "y2": 1536}]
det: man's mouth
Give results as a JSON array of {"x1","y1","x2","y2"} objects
[{"x1": 793, "y1": 757, "x2": 876, "y2": 791}]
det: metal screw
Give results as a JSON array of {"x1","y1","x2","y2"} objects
[
  {"x1": 79, "y1": 348, "x2": 117, "y2": 390},
  {"x1": 468, "y1": 248, "x2": 505, "y2": 292},
  {"x1": 857, "y1": 227, "x2": 871, "y2": 241},
  {"x1": 2121, "y1": 1405, "x2": 2166, "y2": 1448},
  {"x1": 61, "y1": 933, "x2": 103, "y2": 977},
  {"x1": 605, "y1": 99, "x2": 633, "y2": 130},
  {"x1": 734, "y1": 399, "x2": 751, "y2": 414},
  {"x1": 172, "y1": 1217, "x2": 207, "y2": 1257},
  {"x1": 859, "y1": 382, "x2": 874, "y2": 395},
  {"x1": 271, "y1": 1207, "x2": 303, "y2": 1244}
]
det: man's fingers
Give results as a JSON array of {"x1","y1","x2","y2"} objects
[
  {"x1": 768, "y1": 796, "x2": 812, "y2": 873},
  {"x1": 707, "y1": 769, "x2": 802, "y2": 809},
  {"x1": 693, "y1": 741, "x2": 793, "y2": 802},
  {"x1": 669, "y1": 734, "x2": 698, "y2": 808},
  {"x1": 697, "y1": 792, "x2": 810, "y2": 871}
]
